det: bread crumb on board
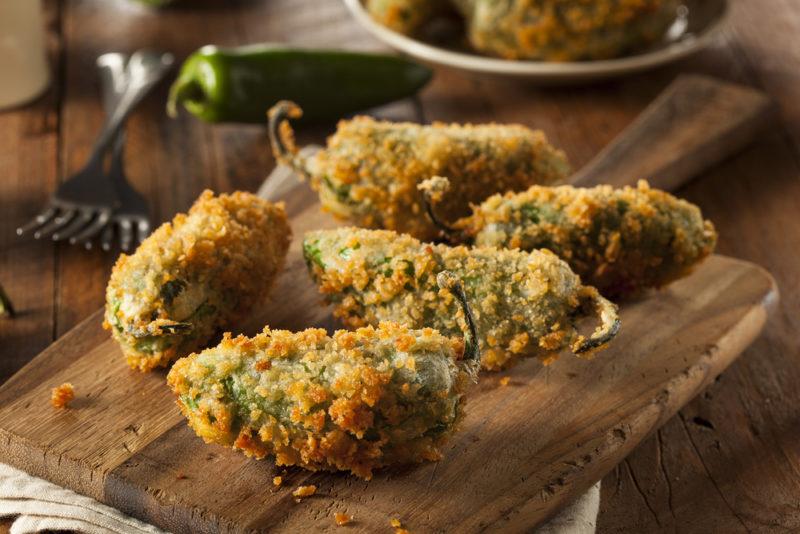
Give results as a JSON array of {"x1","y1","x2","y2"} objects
[
  {"x1": 499, "y1": 376, "x2": 510, "y2": 387},
  {"x1": 390, "y1": 518, "x2": 410, "y2": 533},
  {"x1": 292, "y1": 484, "x2": 316, "y2": 501},
  {"x1": 51, "y1": 383, "x2": 75, "y2": 409},
  {"x1": 273, "y1": 476, "x2": 283, "y2": 487},
  {"x1": 334, "y1": 512, "x2": 353, "y2": 526}
]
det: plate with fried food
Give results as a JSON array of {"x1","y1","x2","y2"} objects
[{"x1": 343, "y1": 0, "x2": 729, "y2": 83}]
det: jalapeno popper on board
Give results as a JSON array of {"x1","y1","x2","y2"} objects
[
  {"x1": 420, "y1": 177, "x2": 717, "y2": 298},
  {"x1": 268, "y1": 101, "x2": 570, "y2": 241},
  {"x1": 104, "y1": 191, "x2": 291, "y2": 372},
  {"x1": 303, "y1": 227, "x2": 619, "y2": 370},
  {"x1": 167, "y1": 272, "x2": 480, "y2": 479},
  {"x1": 450, "y1": 0, "x2": 679, "y2": 61}
]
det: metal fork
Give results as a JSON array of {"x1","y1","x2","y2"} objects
[
  {"x1": 96, "y1": 52, "x2": 167, "y2": 250},
  {"x1": 16, "y1": 50, "x2": 173, "y2": 249}
]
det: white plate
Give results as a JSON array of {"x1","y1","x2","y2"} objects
[{"x1": 343, "y1": 0, "x2": 729, "y2": 83}]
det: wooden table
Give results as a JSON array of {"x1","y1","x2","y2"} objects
[{"x1": 1, "y1": 0, "x2": 798, "y2": 531}]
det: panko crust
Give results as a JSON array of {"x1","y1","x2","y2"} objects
[
  {"x1": 167, "y1": 323, "x2": 473, "y2": 479},
  {"x1": 104, "y1": 190, "x2": 291, "y2": 371},
  {"x1": 365, "y1": 0, "x2": 450, "y2": 34},
  {"x1": 465, "y1": 180, "x2": 717, "y2": 297},
  {"x1": 453, "y1": 0, "x2": 679, "y2": 61},
  {"x1": 303, "y1": 227, "x2": 618, "y2": 370},
  {"x1": 309, "y1": 116, "x2": 570, "y2": 241}
]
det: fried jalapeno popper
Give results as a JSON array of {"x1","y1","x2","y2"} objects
[
  {"x1": 167, "y1": 272, "x2": 480, "y2": 479},
  {"x1": 451, "y1": 0, "x2": 679, "y2": 61},
  {"x1": 104, "y1": 191, "x2": 291, "y2": 371},
  {"x1": 304, "y1": 228, "x2": 620, "y2": 371},
  {"x1": 420, "y1": 178, "x2": 717, "y2": 298},
  {"x1": 366, "y1": 0, "x2": 450, "y2": 34},
  {"x1": 269, "y1": 101, "x2": 570, "y2": 241}
]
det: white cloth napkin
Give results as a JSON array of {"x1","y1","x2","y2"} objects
[
  {"x1": 0, "y1": 463, "x2": 166, "y2": 534},
  {"x1": 0, "y1": 462, "x2": 597, "y2": 534}
]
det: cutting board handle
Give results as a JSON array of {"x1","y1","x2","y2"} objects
[{"x1": 568, "y1": 74, "x2": 775, "y2": 191}]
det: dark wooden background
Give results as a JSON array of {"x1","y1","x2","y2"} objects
[{"x1": 1, "y1": 0, "x2": 798, "y2": 531}]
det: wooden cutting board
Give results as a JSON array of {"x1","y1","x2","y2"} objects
[
  {"x1": 0, "y1": 75, "x2": 777, "y2": 532},
  {"x1": 0, "y1": 176, "x2": 777, "y2": 533}
]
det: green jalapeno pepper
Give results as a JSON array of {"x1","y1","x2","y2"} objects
[{"x1": 167, "y1": 45, "x2": 433, "y2": 123}]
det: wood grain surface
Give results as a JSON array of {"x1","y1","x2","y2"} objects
[
  {"x1": 0, "y1": 175, "x2": 777, "y2": 532},
  {"x1": 1, "y1": 0, "x2": 799, "y2": 531}
]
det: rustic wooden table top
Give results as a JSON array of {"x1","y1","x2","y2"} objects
[{"x1": 1, "y1": 0, "x2": 798, "y2": 532}]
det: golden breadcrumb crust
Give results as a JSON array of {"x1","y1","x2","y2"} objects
[
  {"x1": 452, "y1": 0, "x2": 679, "y2": 61},
  {"x1": 464, "y1": 180, "x2": 717, "y2": 297},
  {"x1": 167, "y1": 322, "x2": 475, "y2": 479},
  {"x1": 104, "y1": 190, "x2": 291, "y2": 371},
  {"x1": 303, "y1": 227, "x2": 619, "y2": 370},
  {"x1": 308, "y1": 116, "x2": 570, "y2": 241}
]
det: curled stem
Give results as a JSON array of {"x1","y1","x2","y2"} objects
[
  {"x1": 267, "y1": 100, "x2": 311, "y2": 179},
  {"x1": 573, "y1": 288, "x2": 621, "y2": 354},
  {"x1": 418, "y1": 177, "x2": 467, "y2": 244},
  {"x1": 436, "y1": 271, "x2": 480, "y2": 364}
]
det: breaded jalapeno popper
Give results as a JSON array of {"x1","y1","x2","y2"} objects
[
  {"x1": 268, "y1": 101, "x2": 570, "y2": 241},
  {"x1": 366, "y1": 0, "x2": 450, "y2": 35},
  {"x1": 450, "y1": 0, "x2": 679, "y2": 61},
  {"x1": 420, "y1": 177, "x2": 717, "y2": 298},
  {"x1": 167, "y1": 272, "x2": 480, "y2": 479},
  {"x1": 303, "y1": 227, "x2": 620, "y2": 371},
  {"x1": 104, "y1": 191, "x2": 291, "y2": 371}
]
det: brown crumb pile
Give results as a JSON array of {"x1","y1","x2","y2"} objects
[
  {"x1": 51, "y1": 383, "x2": 75, "y2": 409},
  {"x1": 292, "y1": 485, "x2": 316, "y2": 501},
  {"x1": 334, "y1": 512, "x2": 352, "y2": 526}
]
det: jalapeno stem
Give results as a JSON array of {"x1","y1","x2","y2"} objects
[
  {"x1": 267, "y1": 100, "x2": 311, "y2": 179},
  {"x1": 573, "y1": 287, "x2": 621, "y2": 354},
  {"x1": 418, "y1": 177, "x2": 467, "y2": 244},
  {"x1": 167, "y1": 78, "x2": 205, "y2": 119},
  {"x1": 436, "y1": 271, "x2": 479, "y2": 364}
]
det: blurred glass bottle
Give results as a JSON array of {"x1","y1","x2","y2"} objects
[{"x1": 0, "y1": 0, "x2": 49, "y2": 110}]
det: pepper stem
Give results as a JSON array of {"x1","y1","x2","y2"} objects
[
  {"x1": 0, "y1": 282, "x2": 15, "y2": 318},
  {"x1": 573, "y1": 287, "x2": 621, "y2": 354},
  {"x1": 166, "y1": 77, "x2": 204, "y2": 119},
  {"x1": 436, "y1": 271, "x2": 480, "y2": 364},
  {"x1": 267, "y1": 100, "x2": 311, "y2": 179},
  {"x1": 418, "y1": 177, "x2": 465, "y2": 244}
]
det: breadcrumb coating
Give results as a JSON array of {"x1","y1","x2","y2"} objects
[
  {"x1": 451, "y1": 0, "x2": 679, "y2": 61},
  {"x1": 167, "y1": 321, "x2": 477, "y2": 479},
  {"x1": 51, "y1": 383, "x2": 75, "y2": 409},
  {"x1": 461, "y1": 180, "x2": 717, "y2": 297},
  {"x1": 104, "y1": 190, "x2": 291, "y2": 371},
  {"x1": 303, "y1": 227, "x2": 619, "y2": 370},
  {"x1": 366, "y1": 0, "x2": 450, "y2": 34},
  {"x1": 270, "y1": 102, "x2": 570, "y2": 241}
]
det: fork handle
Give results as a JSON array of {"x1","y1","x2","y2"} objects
[{"x1": 89, "y1": 50, "x2": 174, "y2": 165}]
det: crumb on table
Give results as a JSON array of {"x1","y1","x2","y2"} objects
[
  {"x1": 51, "y1": 383, "x2": 75, "y2": 409},
  {"x1": 334, "y1": 512, "x2": 352, "y2": 526},
  {"x1": 273, "y1": 476, "x2": 283, "y2": 487},
  {"x1": 292, "y1": 484, "x2": 316, "y2": 500},
  {"x1": 499, "y1": 376, "x2": 510, "y2": 387}
]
